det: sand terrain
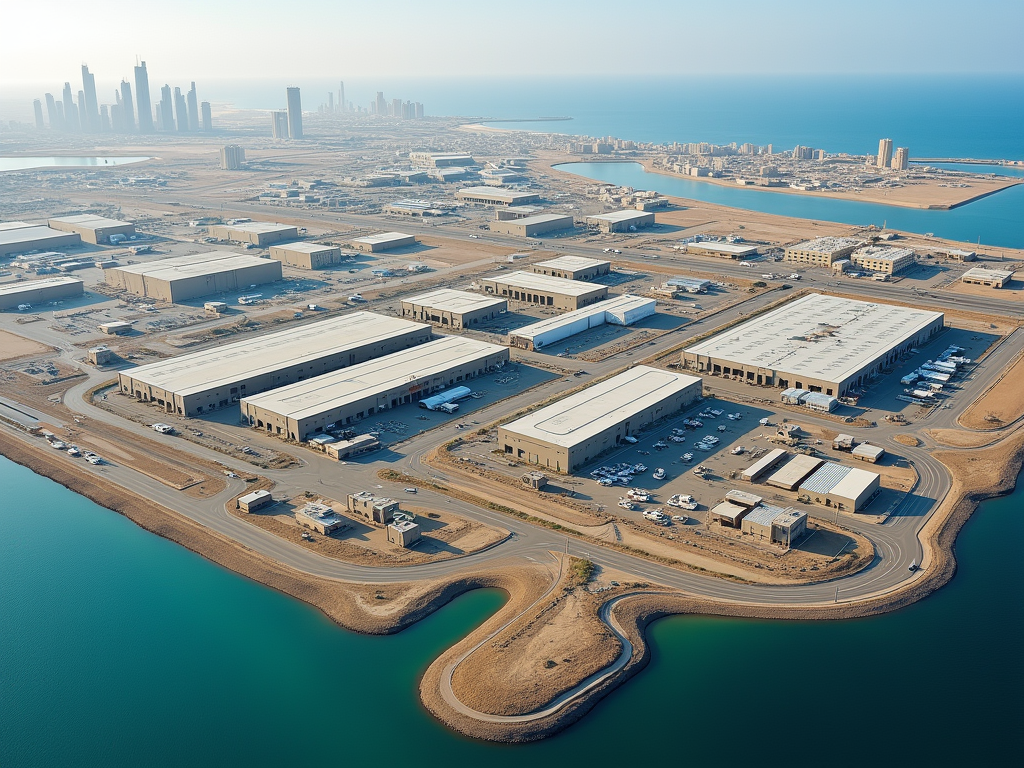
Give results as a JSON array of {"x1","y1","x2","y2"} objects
[
  {"x1": 0, "y1": 330, "x2": 51, "y2": 362},
  {"x1": 958, "y1": 350, "x2": 1024, "y2": 431}
]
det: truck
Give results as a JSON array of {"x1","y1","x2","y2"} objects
[
  {"x1": 419, "y1": 386, "x2": 472, "y2": 411},
  {"x1": 900, "y1": 373, "x2": 919, "y2": 386}
]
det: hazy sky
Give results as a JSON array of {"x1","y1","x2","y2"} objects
[{"x1": 5, "y1": 0, "x2": 1023, "y2": 86}]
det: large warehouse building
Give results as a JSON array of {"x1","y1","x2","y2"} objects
[
  {"x1": 528, "y1": 255, "x2": 610, "y2": 281},
  {"x1": 961, "y1": 267, "x2": 1013, "y2": 288},
  {"x1": 241, "y1": 336, "x2": 509, "y2": 441},
  {"x1": 585, "y1": 210, "x2": 655, "y2": 233},
  {"x1": 48, "y1": 214, "x2": 136, "y2": 244},
  {"x1": 509, "y1": 294, "x2": 655, "y2": 351},
  {"x1": 0, "y1": 221, "x2": 81, "y2": 257},
  {"x1": 208, "y1": 222, "x2": 298, "y2": 247},
  {"x1": 783, "y1": 237, "x2": 862, "y2": 267},
  {"x1": 104, "y1": 251, "x2": 283, "y2": 302},
  {"x1": 350, "y1": 232, "x2": 416, "y2": 252},
  {"x1": 400, "y1": 289, "x2": 507, "y2": 329},
  {"x1": 489, "y1": 214, "x2": 575, "y2": 237},
  {"x1": 268, "y1": 242, "x2": 343, "y2": 269},
  {"x1": 480, "y1": 270, "x2": 607, "y2": 310},
  {"x1": 679, "y1": 241, "x2": 759, "y2": 259},
  {"x1": 798, "y1": 462, "x2": 880, "y2": 512},
  {"x1": 456, "y1": 187, "x2": 541, "y2": 206},
  {"x1": 498, "y1": 366, "x2": 702, "y2": 473},
  {"x1": 682, "y1": 293, "x2": 944, "y2": 397},
  {"x1": 0, "y1": 276, "x2": 84, "y2": 309},
  {"x1": 117, "y1": 312, "x2": 431, "y2": 416}
]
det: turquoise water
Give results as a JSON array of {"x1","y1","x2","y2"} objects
[
  {"x1": 0, "y1": 156, "x2": 151, "y2": 172},
  {"x1": 558, "y1": 161, "x2": 1024, "y2": 249},
  {"x1": 1, "y1": 454, "x2": 1022, "y2": 766}
]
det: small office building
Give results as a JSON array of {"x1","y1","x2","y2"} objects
[
  {"x1": 348, "y1": 492, "x2": 400, "y2": 524},
  {"x1": 783, "y1": 237, "x2": 862, "y2": 267},
  {"x1": 489, "y1": 214, "x2": 575, "y2": 237},
  {"x1": 480, "y1": 270, "x2": 607, "y2": 311},
  {"x1": 268, "y1": 242, "x2": 344, "y2": 269},
  {"x1": 350, "y1": 232, "x2": 416, "y2": 252},
  {"x1": 679, "y1": 241, "x2": 759, "y2": 259},
  {"x1": 798, "y1": 463, "x2": 881, "y2": 512},
  {"x1": 585, "y1": 210, "x2": 655, "y2": 233},
  {"x1": 528, "y1": 255, "x2": 610, "y2": 281},
  {"x1": 238, "y1": 489, "x2": 273, "y2": 513},
  {"x1": 740, "y1": 504, "x2": 808, "y2": 548},
  {"x1": 961, "y1": 267, "x2": 1013, "y2": 288},
  {"x1": 208, "y1": 222, "x2": 298, "y2": 247},
  {"x1": 387, "y1": 519, "x2": 421, "y2": 548},
  {"x1": 400, "y1": 288, "x2": 507, "y2": 329}
]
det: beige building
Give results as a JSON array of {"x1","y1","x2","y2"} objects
[
  {"x1": 387, "y1": 519, "x2": 421, "y2": 548},
  {"x1": 295, "y1": 502, "x2": 346, "y2": 534},
  {"x1": 850, "y1": 246, "x2": 916, "y2": 275},
  {"x1": 783, "y1": 237, "x2": 862, "y2": 267},
  {"x1": 104, "y1": 251, "x2": 282, "y2": 302},
  {"x1": 0, "y1": 276, "x2": 83, "y2": 309},
  {"x1": 0, "y1": 222, "x2": 81, "y2": 258},
  {"x1": 892, "y1": 147, "x2": 909, "y2": 171},
  {"x1": 877, "y1": 138, "x2": 893, "y2": 168},
  {"x1": 98, "y1": 320, "x2": 133, "y2": 335},
  {"x1": 48, "y1": 214, "x2": 136, "y2": 244},
  {"x1": 208, "y1": 222, "x2": 298, "y2": 247},
  {"x1": 798, "y1": 462, "x2": 880, "y2": 512},
  {"x1": 585, "y1": 210, "x2": 655, "y2": 233},
  {"x1": 498, "y1": 366, "x2": 702, "y2": 473},
  {"x1": 241, "y1": 336, "x2": 509, "y2": 441},
  {"x1": 349, "y1": 232, "x2": 416, "y2": 252},
  {"x1": 117, "y1": 312, "x2": 431, "y2": 417},
  {"x1": 961, "y1": 267, "x2": 1013, "y2": 288},
  {"x1": 268, "y1": 242, "x2": 343, "y2": 269},
  {"x1": 400, "y1": 289, "x2": 506, "y2": 329},
  {"x1": 740, "y1": 504, "x2": 807, "y2": 548},
  {"x1": 456, "y1": 187, "x2": 541, "y2": 206},
  {"x1": 528, "y1": 255, "x2": 610, "y2": 281},
  {"x1": 87, "y1": 346, "x2": 115, "y2": 366},
  {"x1": 479, "y1": 270, "x2": 607, "y2": 311},
  {"x1": 348, "y1": 492, "x2": 400, "y2": 524},
  {"x1": 489, "y1": 214, "x2": 575, "y2": 237},
  {"x1": 238, "y1": 489, "x2": 273, "y2": 513}
]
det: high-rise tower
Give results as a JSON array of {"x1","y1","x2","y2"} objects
[
  {"x1": 81, "y1": 64, "x2": 100, "y2": 131},
  {"x1": 339, "y1": 81, "x2": 345, "y2": 113},
  {"x1": 201, "y1": 101, "x2": 212, "y2": 131},
  {"x1": 134, "y1": 60, "x2": 154, "y2": 133},
  {"x1": 62, "y1": 82, "x2": 79, "y2": 131},
  {"x1": 159, "y1": 84, "x2": 174, "y2": 131},
  {"x1": 33, "y1": 100, "x2": 45, "y2": 129},
  {"x1": 44, "y1": 93, "x2": 60, "y2": 129},
  {"x1": 120, "y1": 80, "x2": 135, "y2": 132},
  {"x1": 286, "y1": 87, "x2": 303, "y2": 139},
  {"x1": 173, "y1": 87, "x2": 188, "y2": 132},
  {"x1": 877, "y1": 138, "x2": 893, "y2": 169},
  {"x1": 186, "y1": 82, "x2": 199, "y2": 131}
]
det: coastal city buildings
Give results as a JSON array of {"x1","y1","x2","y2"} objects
[
  {"x1": 286, "y1": 87, "x2": 303, "y2": 139},
  {"x1": 877, "y1": 138, "x2": 893, "y2": 169},
  {"x1": 850, "y1": 245, "x2": 916, "y2": 275}
]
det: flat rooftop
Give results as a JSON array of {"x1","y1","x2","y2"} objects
[
  {"x1": 766, "y1": 454, "x2": 824, "y2": 489},
  {"x1": 242, "y1": 336, "x2": 505, "y2": 420},
  {"x1": 482, "y1": 270, "x2": 604, "y2": 297},
  {"x1": 800, "y1": 462, "x2": 878, "y2": 498},
  {"x1": 110, "y1": 250, "x2": 272, "y2": 280},
  {"x1": 963, "y1": 267, "x2": 1013, "y2": 281},
  {"x1": 222, "y1": 222, "x2": 295, "y2": 234},
  {"x1": 122, "y1": 312, "x2": 429, "y2": 397},
  {"x1": 534, "y1": 255, "x2": 609, "y2": 272},
  {"x1": 788, "y1": 237, "x2": 862, "y2": 254},
  {"x1": 351, "y1": 232, "x2": 414, "y2": 245},
  {"x1": 742, "y1": 503, "x2": 789, "y2": 527},
  {"x1": 48, "y1": 214, "x2": 132, "y2": 229},
  {"x1": 685, "y1": 241, "x2": 758, "y2": 254},
  {"x1": 271, "y1": 242, "x2": 337, "y2": 254},
  {"x1": 403, "y1": 288, "x2": 506, "y2": 314},
  {"x1": 852, "y1": 246, "x2": 915, "y2": 261},
  {"x1": 0, "y1": 225, "x2": 76, "y2": 247},
  {"x1": 458, "y1": 187, "x2": 537, "y2": 200},
  {"x1": 510, "y1": 295, "x2": 652, "y2": 341},
  {"x1": 501, "y1": 366, "x2": 701, "y2": 448},
  {"x1": 511, "y1": 214, "x2": 572, "y2": 226},
  {"x1": 586, "y1": 210, "x2": 653, "y2": 222},
  {"x1": 0, "y1": 222, "x2": 34, "y2": 232},
  {"x1": 684, "y1": 293, "x2": 944, "y2": 384},
  {"x1": 0, "y1": 276, "x2": 83, "y2": 296}
]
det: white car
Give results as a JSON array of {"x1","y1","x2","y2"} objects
[
  {"x1": 152, "y1": 423, "x2": 174, "y2": 434},
  {"x1": 652, "y1": 468, "x2": 666, "y2": 480},
  {"x1": 622, "y1": 435, "x2": 638, "y2": 444}
]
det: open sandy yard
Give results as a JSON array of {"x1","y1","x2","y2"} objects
[{"x1": 0, "y1": 330, "x2": 51, "y2": 362}]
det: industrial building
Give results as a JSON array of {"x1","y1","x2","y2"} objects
[
  {"x1": 798, "y1": 463, "x2": 880, "y2": 512},
  {"x1": 456, "y1": 187, "x2": 541, "y2": 206},
  {"x1": 528, "y1": 255, "x2": 610, "y2": 281},
  {"x1": 682, "y1": 293, "x2": 945, "y2": 397},
  {"x1": 0, "y1": 222, "x2": 81, "y2": 258},
  {"x1": 349, "y1": 232, "x2": 416, "y2": 252},
  {"x1": 117, "y1": 312, "x2": 431, "y2": 416},
  {"x1": 400, "y1": 289, "x2": 506, "y2": 329},
  {"x1": 87, "y1": 346, "x2": 115, "y2": 366},
  {"x1": 0, "y1": 276, "x2": 84, "y2": 309},
  {"x1": 740, "y1": 504, "x2": 808, "y2": 548},
  {"x1": 295, "y1": 502, "x2": 346, "y2": 535},
  {"x1": 741, "y1": 448, "x2": 789, "y2": 482},
  {"x1": 241, "y1": 336, "x2": 509, "y2": 441},
  {"x1": 850, "y1": 246, "x2": 916, "y2": 275},
  {"x1": 208, "y1": 222, "x2": 298, "y2": 247},
  {"x1": 495, "y1": 206, "x2": 545, "y2": 221},
  {"x1": 324, "y1": 434, "x2": 380, "y2": 460},
  {"x1": 348, "y1": 492, "x2": 399, "y2": 524},
  {"x1": 410, "y1": 153, "x2": 475, "y2": 168},
  {"x1": 268, "y1": 242, "x2": 343, "y2": 269},
  {"x1": 765, "y1": 454, "x2": 825, "y2": 491},
  {"x1": 585, "y1": 210, "x2": 655, "y2": 233},
  {"x1": 498, "y1": 366, "x2": 702, "y2": 473},
  {"x1": 780, "y1": 388, "x2": 839, "y2": 412},
  {"x1": 678, "y1": 241, "x2": 759, "y2": 259},
  {"x1": 238, "y1": 489, "x2": 273, "y2": 513},
  {"x1": 961, "y1": 267, "x2": 1013, "y2": 288},
  {"x1": 480, "y1": 271, "x2": 607, "y2": 311},
  {"x1": 48, "y1": 214, "x2": 136, "y2": 244},
  {"x1": 665, "y1": 277, "x2": 712, "y2": 293},
  {"x1": 851, "y1": 443, "x2": 885, "y2": 463},
  {"x1": 709, "y1": 490, "x2": 763, "y2": 528},
  {"x1": 783, "y1": 237, "x2": 862, "y2": 267},
  {"x1": 98, "y1": 320, "x2": 133, "y2": 336},
  {"x1": 387, "y1": 519, "x2": 421, "y2": 548},
  {"x1": 489, "y1": 214, "x2": 575, "y2": 237},
  {"x1": 104, "y1": 251, "x2": 283, "y2": 302},
  {"x1": 509, "y1": 294, "x2": 655, "y2": 351}
]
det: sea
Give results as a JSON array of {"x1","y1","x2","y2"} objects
[{"x1": 2, "y1": 76, "x2": 1023, "y2": 766}]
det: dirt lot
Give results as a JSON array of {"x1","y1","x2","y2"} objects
[
  {"x1": 0, "y1": 330, "x2": 51, "y2": 362},
  {"x1": 958, "y1": 350, "x2": 1024, "y2": 430},
  {"x1": 945, "y1": 276, "x2": 1024, "y2": 302}
]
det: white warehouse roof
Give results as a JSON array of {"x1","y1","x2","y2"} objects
[
  {"x1": 0, "y1": 276, "x2": 83, "y2": 297},
  {"x1": 482, "y1": 270, "x2": 604, "y2": 297},
  {"x1": 501, "y1": 366, "x2": 701, "y2": 449},
  {"x1": 684, "y1": 293, "x2": 943, "y2": 385},
  {"x1": 510, "y1": 294, "x2": 654, "y2": 344},
  {"x1": 586, "y1": 210, "x2": 653, "y2": 223},
  {"x1": 109, "y1": 250, "x2": 272, "y2": 279},
  {"x1": 533, "y1": 255, "x2": 609, "y2": 272},
  {"x1": 789, "y1": 237, "x2": 862, "y2": 253},
  {"x1": 351, "y1": 231, "x2": 413, "y2": 246},
  {"x1": 403, "y1": 288, "x2": 506, "y2": 314}
]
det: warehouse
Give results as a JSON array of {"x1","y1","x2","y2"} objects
[
  {"x1": 851, "y1": 443, "x2": 885, "y2": 463},
  {"x1": 208, "y1": 222, "x2": 298, "y2": 247},
  {"x1": 0, "y1": 222, "x2": 81, "y2": 258},
  {"x1": 268, "y1": 242, "x2": 343, "y2": 269},
  {"x1": 238, "y1": 490, "x2": 273, "y2": 513},
  {"x1": 798, "y1": 463, "x2": 880, "y2": 512},
  {"x1": 48, "y1": 214, "x2": 136, "y2": 244},
  {"x1": 585, "y1": 210, "x2": 655, "y2": 233},
  {"x1": 98, "y1": 321, "x2": 133, "y2": 335},
  {"x1": 241, "y1": 336, "x2": 509, "y2": 441},
  {"x1": 741, "y1": 448, "x2": 789, "y2": 482},
  {"x1": 104, "y1": 250, "x2": 282, "y2": 302},
  {"x1": 0, "y1": 276, "x2": 84, "y2": 309},
  {"x1": 740, "y1": 504, "x2": 807, "y2": 548},
  {"x1": 410, "y1": 153, "x2": 475, "y2": 168},
  {"x1": 456, "y1": 187, "x2": 541, "y2": 206},
  {"x1": 961, "y1": 267, "x2": 1013, "y2": 288},
  {"x1": 780, "y1": 388, "x2": 839, "y2": 412},
  {"x1": 495, "y1": 206, "x2": 545, "y2": 221},
  {"x1": 498, "y1": 366, "x2": 702, "y2": 473},
  {"x1": 509, "y1": 294, "x2": 655, "y2": 351},
  {"x1": 349, "y1": 232, "x2": 416, "y2": 252},
  {"x1": 682, "y1": 293, "x2": 945, "y2": 397},
  {"x1": 679, "y1": 241, "x2": 759, "y2": 259},
  {"x1": 783, "y1": 237, "x2": 862, "y2": 267},
  {"x1": 480, "y1": 271, "x2": 607, "y2": 311},
  {"x1": 850, "y1": 246, "x2": 916, "y2": 275},
  {"x1": 400, "y1": 289, "x2": 506, "y2": 329},
  {"x1": 489, "y1": 214, "x2": 575, "y2": 237},
  {"x1": 117, "y1": 312, "x2": 431, "y2": 416},
  {"x1": 528, "y1": 255, "x2": 610, "y2": 281},
  {"x1": 666, "y1": 277, "x2": 712, "y2": 293},
  {"x1": 765, "y1": 454, "x2": 824, "y2": 491}
]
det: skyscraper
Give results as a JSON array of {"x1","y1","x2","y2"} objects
[
  {"x1": 100, "y1": 104, "x2": 111, "y2": 132},
  {"x1": 271, "y1": 111, "x2": 289, "y2": 139},
  {"x1": 328, "y1": 92, "x2": 334, "y2": 112},
  {"x1": 286, "y1": 87, "x2": 303, "y2": 139},
  {"x1": 220, "y1": 145, "x2": 245, "y2": 170},
  {"x1": 186, "y1": 82, "x2": 199, "y2": 131},
  {"x1": 159, "y1": 85, "x2": 174, "y2": 131},
  {"x1": 81, "y1": 64, "x2": 100, "y2": 131},
  {"x1": 62, "y1": 82, "x2": 79, "y2": 131},
  {"x1": 33, "y1": 100, "x2": 45, "y2": 129},
  {"x1": 174, "y1": 87, "x2": 188, "y2": 132},
  {"x1": 120, "y1": 80, "x2": 135, "y2": 132},
  {"x1": 44, "y1": 93, "x2": 60, "y2": 129},
  {"x1": 877, "y1": 138, "x2": 893, "y2": 169},
  {"x1": 375, "y1": 91, "x2": 386, "y2": 116},
  {"x1": 201, "y1": 101, "x2": 212, "y2": 131},
  {"x1": 892, "y1": 147, "x2": 909, "y2": 171},
  {"x1": 339, "y1": 81, "x2": 345, "y2": 113},
  {"x1": 134, "y1": 60, "x2": 154, "y2": 133}
]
